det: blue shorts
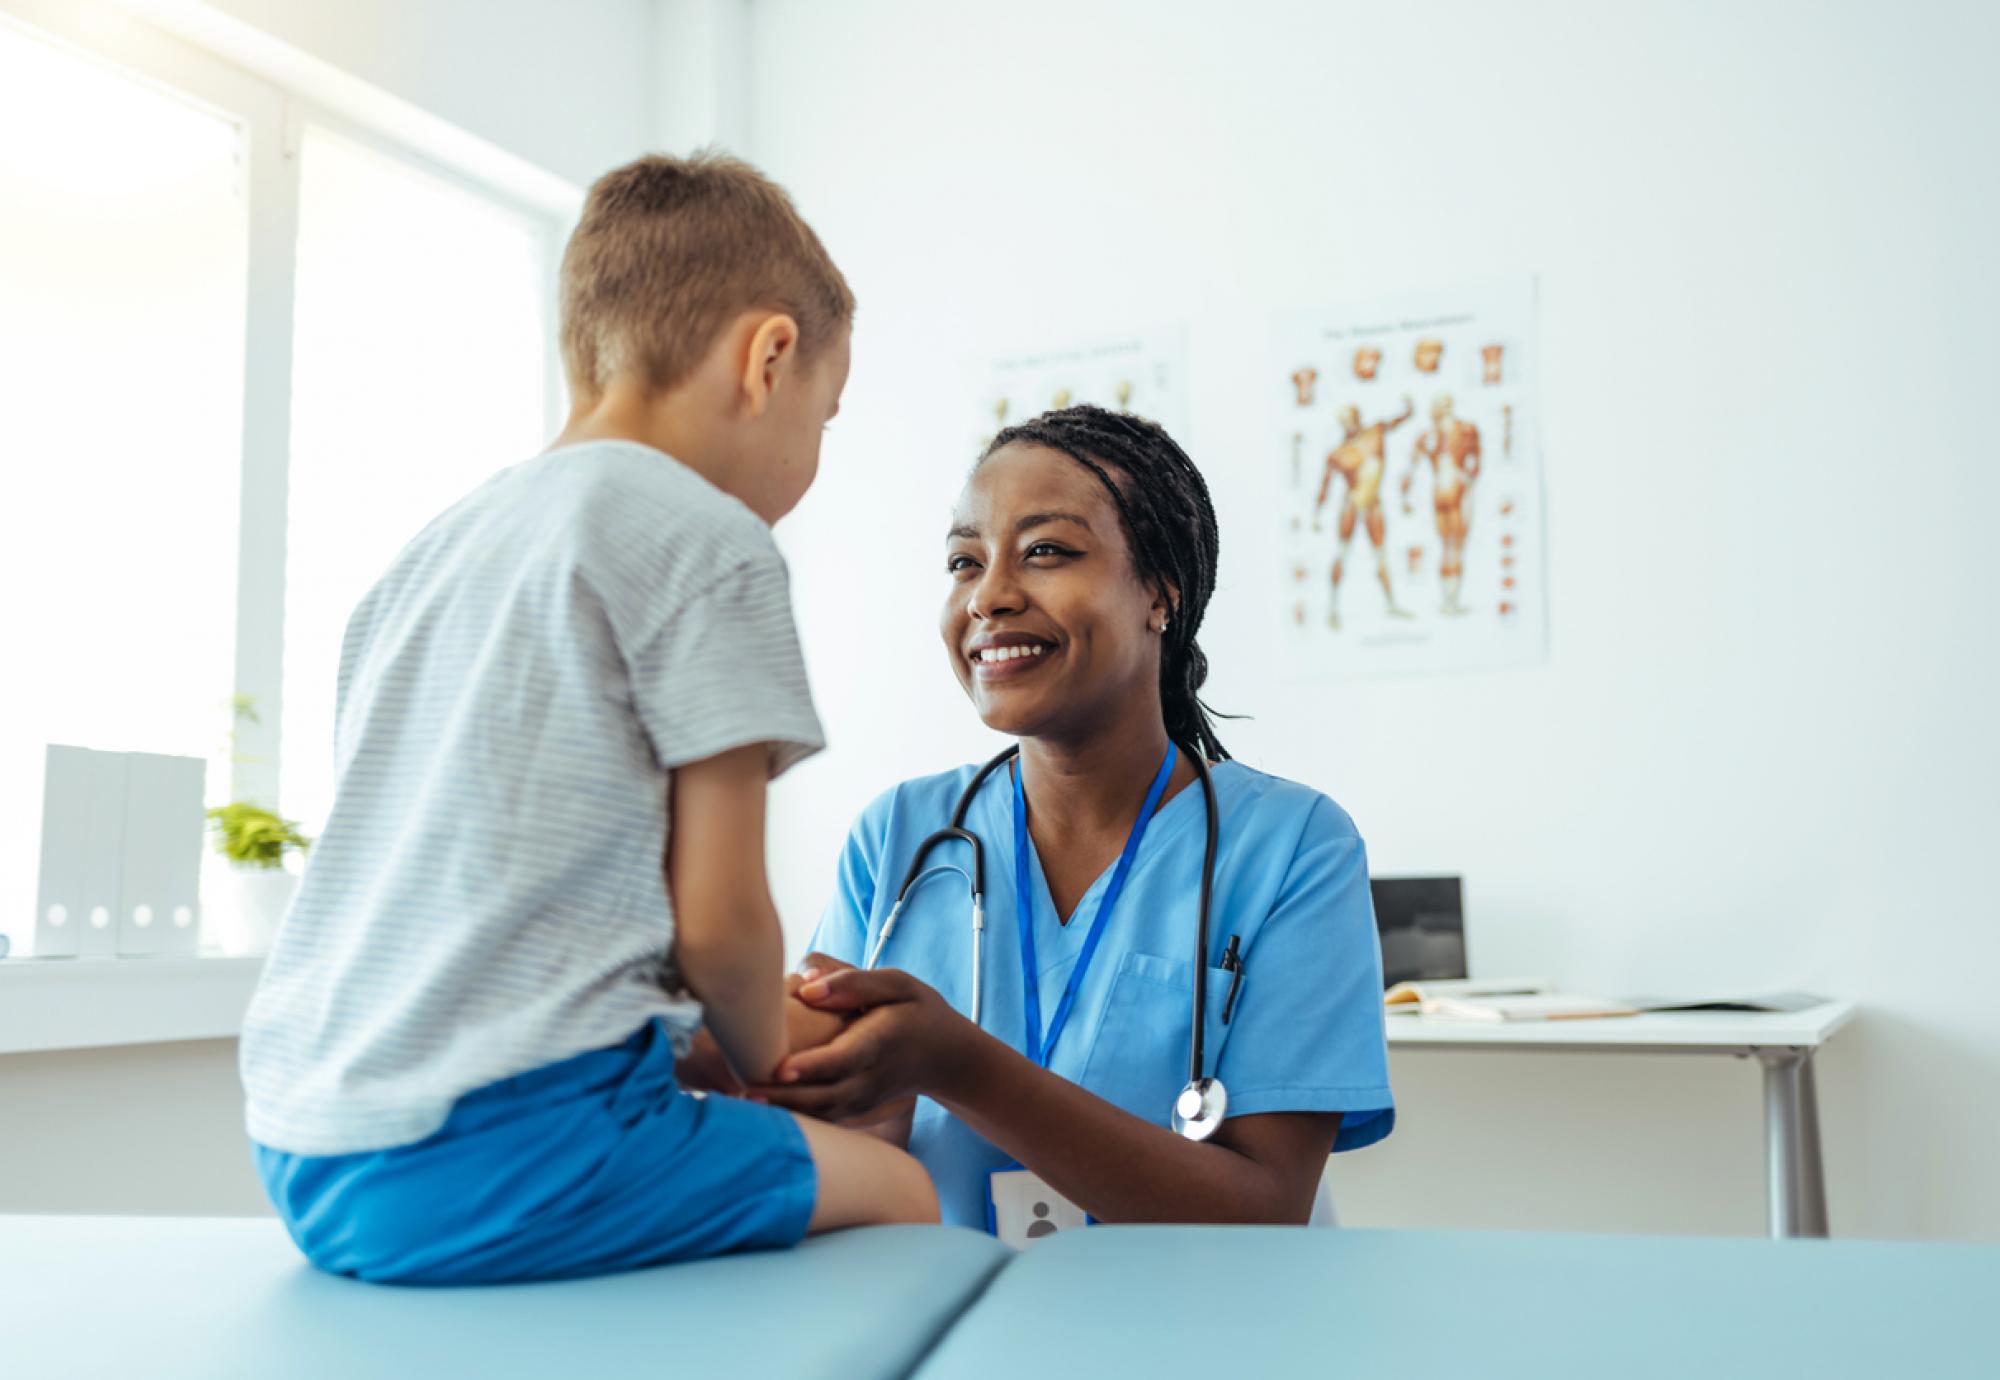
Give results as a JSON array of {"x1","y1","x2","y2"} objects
[{"x1": 253, "y1": 1019, "x2": 817, "y2": 1284}]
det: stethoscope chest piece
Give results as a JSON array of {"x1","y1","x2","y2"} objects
[{"x1": 1171, "y1": 1077, "x2": 1228, "y2": 1142}]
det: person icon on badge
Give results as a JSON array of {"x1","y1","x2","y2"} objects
[{"x1": 1026, "y1": 1202, "x2": 1059, "y2": 1239}]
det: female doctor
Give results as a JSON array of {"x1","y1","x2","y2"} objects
[{"x1": 755, "y1": 406, "x2": 1393, "y2": 1235}]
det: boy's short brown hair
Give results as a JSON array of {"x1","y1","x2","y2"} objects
[{"x1": 559, "y1": 152, "x2": 854, "y2": 396}]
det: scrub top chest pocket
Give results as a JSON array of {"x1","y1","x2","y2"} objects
[{"x1": 1078, "y1": 951, "x2": 1241, "y2": 1126}]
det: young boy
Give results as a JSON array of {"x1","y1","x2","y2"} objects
[{"x1": 239, "y1": 153, "x2": 937, "y2": 1284}]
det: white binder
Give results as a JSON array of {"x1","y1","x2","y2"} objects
[
  {"x1": 32, "y1": 745, "x2": 93, "y2": 958},
  {"x1": 75, "y1": 749, "x2": 129, "y2": 959},
  {"x1": 32, "y1": 746, "x2": 207, "y2": 960},
  {"x1": 118, "y1": 752, "x2": 206, "y2": 957}
]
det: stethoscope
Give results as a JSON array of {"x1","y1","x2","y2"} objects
[{"x1": 864, "y1": 741, "x2": 1230, "y2": 1142}]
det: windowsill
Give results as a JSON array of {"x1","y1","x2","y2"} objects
[{"x1": 0, "y1": 953, "x2": 264, "y2": 1057}]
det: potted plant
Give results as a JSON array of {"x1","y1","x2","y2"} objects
[{"x1": 206, "y1": 801, "x2": 311, "y2": 955}]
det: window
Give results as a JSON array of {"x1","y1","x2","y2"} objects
[
  {"x1": 0, "y1": 7, "x2": 564, "y2": 957},
  {"x1": 281, "y1": 129, "x2": 550, "y2": 837},
  {"x1": 0, "y1": 18, "x2": 247, "y2": 950}
]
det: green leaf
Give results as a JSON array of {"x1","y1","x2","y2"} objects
[{"x1": 206, "y1": 801, "x2": 312, "y2": 870}]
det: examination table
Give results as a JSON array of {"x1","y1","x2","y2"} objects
[{"x1": 3, "y1": 1215, "x2": 1992, "y2": 1377}]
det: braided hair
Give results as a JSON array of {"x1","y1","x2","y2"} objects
[{"x1": 979, "y1": 404, "x2": 1232, "y2": 762}]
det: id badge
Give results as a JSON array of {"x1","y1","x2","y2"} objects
[{"x1": 986, "y1": 1165, "x2": 1092, "y2": 1249}]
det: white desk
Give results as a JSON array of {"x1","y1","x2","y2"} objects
[{"x1": 1386, "y1": 1001, "x2": 1856, "y2": 1239}]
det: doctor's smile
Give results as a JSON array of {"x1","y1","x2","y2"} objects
[{"x1": 964, "y1": 632, "x2": 1056, "y2": 679}]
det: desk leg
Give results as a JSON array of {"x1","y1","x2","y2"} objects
[
  {"x1": 1796, "y1": 1053, "x2": 1829, "y2": 1237},
  {"x1": 1758, "y1": 1050, "x2": 1828, "y2": 1240},
  {"x1": 1760, "y1": 1052, "x2": 1800, "y2": 1238}
]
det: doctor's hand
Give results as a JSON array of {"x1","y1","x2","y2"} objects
[
  {"x1": 747, "y1": 967, "x2": 976, "y2": 1124},
  {"x1": 676, "y1": 964, "x2": 855, "y2": 1095}
]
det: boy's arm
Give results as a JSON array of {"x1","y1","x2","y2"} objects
[
  {"x1": 677, "y1": 974, "x2": 847, "y2": 1095},
  {"x1": 796, "y1": 951, "x2": 913, "y2": 1144},
  {"x1": 666, "y1": 743, "x2": 788, "y2": 1085}
]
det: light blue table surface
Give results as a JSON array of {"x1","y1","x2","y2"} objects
[
  {"x1": 7, "y1": 1216, "x2": 1993, "y2": 1378},
  {"x1": 0, "y1": 1215, "x2": 1008, "y2": 1380},
  {"x1": 915, "y1": 1225, "x2": 1999, "y2": 1378}
]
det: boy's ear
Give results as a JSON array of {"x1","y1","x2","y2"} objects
[{"x1": 739, "y1": 312, "x2": 800, "y2": 416}]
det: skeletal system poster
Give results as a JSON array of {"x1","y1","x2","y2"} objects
[{"x1": 1275, "y1": 279, "x2": 1545, "y2": 676}]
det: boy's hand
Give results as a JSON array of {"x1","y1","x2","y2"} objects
[
  {"x1": 677, "y1": 955, "x2": 856, "y2": 1095},
  {"x1": 787, "y1": 951, "x2": 862, "y2": 1057},
  {"x1": 772, "y1": 955, "x2": 917, "y2": 1143},
  {"x1": 752, "y1": 966, "x2": 974, "y2": 1125},
  {"x1": 782, "y1": 971, "x2": 848, "y2": 1062}
]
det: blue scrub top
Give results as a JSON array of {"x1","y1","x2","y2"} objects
[{"x1": 809, "y1": 759, "x2": 1395, "y2": 1230}]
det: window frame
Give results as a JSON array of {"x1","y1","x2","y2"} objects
[{"x1": 0, "y1": 0, "x2": 572, "y2": 823}]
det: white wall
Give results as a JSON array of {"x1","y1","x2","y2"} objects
[
  {"x1": 0, "y1": 1041, "x2": 264, "y2": 1215},
  {"x1": 747, "y1": 0, "x2": 2000, "y2": 1239}
]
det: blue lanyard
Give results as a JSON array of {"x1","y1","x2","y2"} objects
[{"x1": 1012, "y1": 745, "x2": 1177, "y2": 1068}]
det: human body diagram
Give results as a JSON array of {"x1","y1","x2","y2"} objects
[
  {"x1": 1403, "y1": 394, "x2": 1483, "y2": 616},
  {"x1": 1314, "y1": 397, "x2": 1416, "y2": 628},
  {"x1": 1276, "y1": 281, "x2": 1543, "y2": 672}
]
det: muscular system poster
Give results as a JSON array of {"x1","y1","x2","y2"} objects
[
  {"x1": 1274, "y1": 278, "x2": 1546, "y2": 677},
  {"x1": 977, "y1": 326, "x2": 1189, "y2": 456}
]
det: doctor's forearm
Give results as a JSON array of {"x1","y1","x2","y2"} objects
[{"x1": 934, "y1": 1035, "x2": 1310, "y2": 1225}]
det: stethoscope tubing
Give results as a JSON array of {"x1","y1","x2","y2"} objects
[
  {"x1": 1185, "y1": 750, "x2": 1219, "y2": 1087},
  {"x1": 877, "y1": 741, "x2": 1219, "y2": 1085}
]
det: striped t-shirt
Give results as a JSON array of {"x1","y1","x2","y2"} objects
[{"x1": 240, "y1": 440, "x2": 824, "y2": 1156}]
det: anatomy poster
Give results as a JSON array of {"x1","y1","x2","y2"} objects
[
  {"x1": 1274, "y1": 278, "x2": 1545, "y2": 677},
  {"x1": 977, "y1": 326, "x2": 1189, "y2": 454}
]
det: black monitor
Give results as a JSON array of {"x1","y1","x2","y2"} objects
[{"x1": 1370, "y1": 875, "x2": 1466, "y2": 987}]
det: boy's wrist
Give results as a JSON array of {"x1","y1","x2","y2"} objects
[
  {"x1": 784, "y1": 992, "x2": 846, "y2": 1055},
  {"x1": 742, "y1": 1008, "x2": 790, "y2": 1085}
]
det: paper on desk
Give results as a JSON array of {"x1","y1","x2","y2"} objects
[
  {"x1": 1419, "y1": 993, "x2": 1638, "y2": 1022},
  {"x1": 1385, "y1": 977, "x2": 1550, "y2": 1009}
]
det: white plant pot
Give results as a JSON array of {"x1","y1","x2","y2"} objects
[{"x1": 211, "y1": 867, "x2": 300, "y2": 956}]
